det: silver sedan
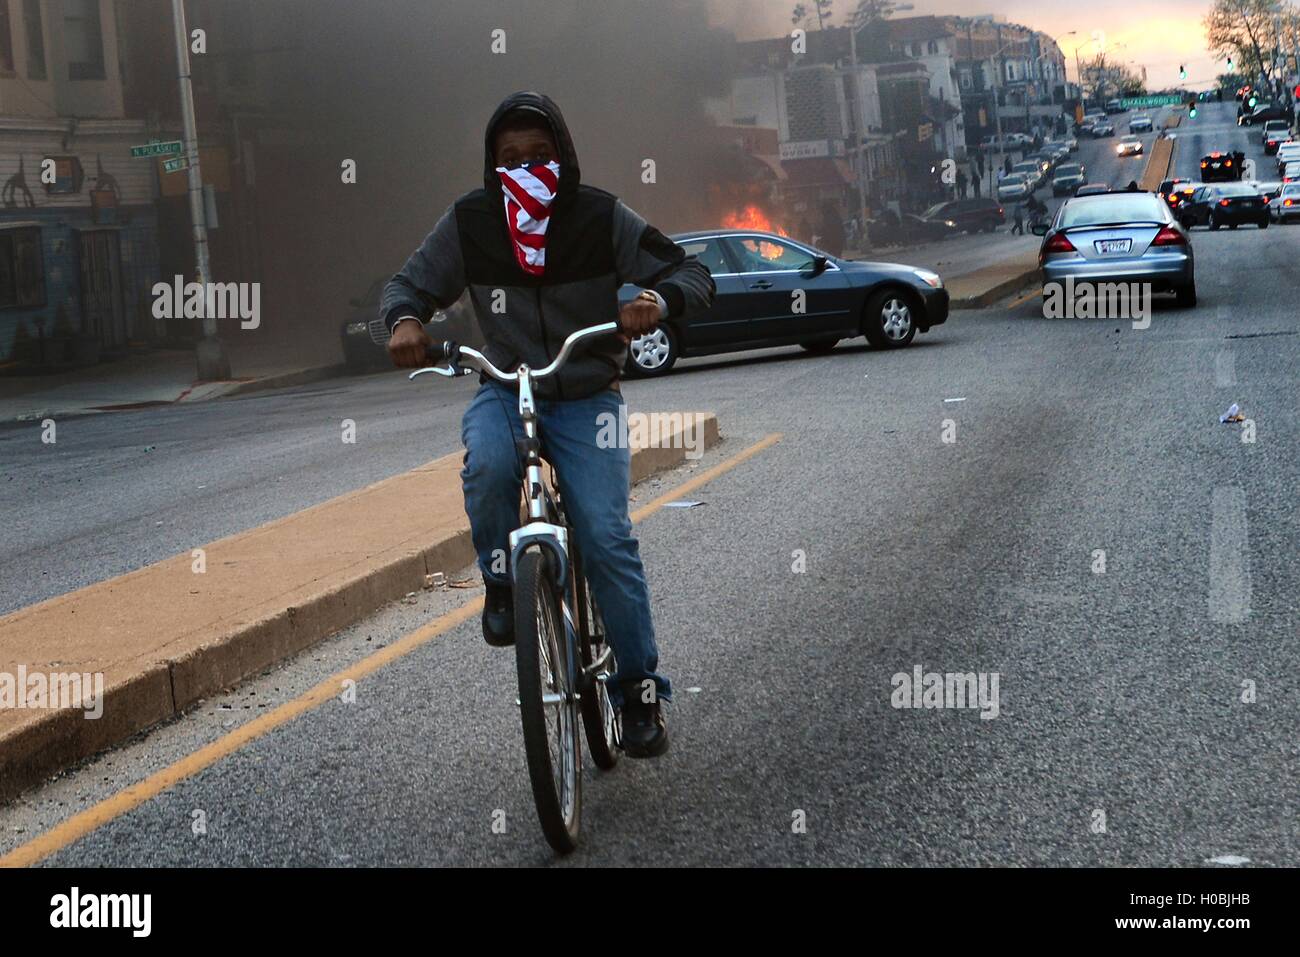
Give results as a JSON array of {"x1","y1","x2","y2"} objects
[{"x1": 1032, "y1": 192, "x2": 1196, "y2": 307}]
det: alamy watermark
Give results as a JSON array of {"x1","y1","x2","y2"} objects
[
  {"x1": 1043, "y1": 277, "x2": 1152, "y2": 330},
  {"x1": 152, "y1": 276, "x2": 260, "y2": 329},
  {"x1": 891, "y1": 665, "x2": 1000, "y2": 720},
  {"x1": 596, "y1": 409, "x2": 705, "y2": 460},
  {"x1": 0, "y1": 666, "x2": 104, "y2": 719}
]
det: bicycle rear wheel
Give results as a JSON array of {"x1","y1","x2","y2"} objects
[{"x1": 514, "y1": 546, "x2": 581, "y2": 853}]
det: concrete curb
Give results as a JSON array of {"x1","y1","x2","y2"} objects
[
  {"x1": 0, "y1": 414, "x2": 721, "y2": 803},
  {"x1": 949, "y1": 267, "x2": 1041, "y2": 309}
]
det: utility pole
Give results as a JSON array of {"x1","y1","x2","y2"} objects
[
  {"x1": 848, "y1": 22, "x2": 870, "y2": 250},
  {"x1": 172, "y1": 0, "x2": 229, "y2": 380}
]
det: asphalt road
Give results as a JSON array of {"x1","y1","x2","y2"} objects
[{"x1": 3, "y1": 134, "x2": 1296, "y2": 863}]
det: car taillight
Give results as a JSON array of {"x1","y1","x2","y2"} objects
[
  {"x1": 1152, "y1": 225, "x2": 1186, "y2": 246},
  {"x1": 1218, "y1": 198, "x2": 1231, "y2": 206},
  {"x1": 1041, "y1": 233, "x2": 1076, "y2": 261},
  {"x1": 1225, "y1": 160, "x2": 1233, "y2": 167},
  {"x1": 1286, "y1": 198, "x2": 1295, "y2": 206},
  {"x1": 1201, "y1": 161, "x2": 1209, "y2": 168}
]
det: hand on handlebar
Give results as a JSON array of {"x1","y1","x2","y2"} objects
[
  {"x1": 617, "y1": 296, "x2": 661, "y2": 344},
  {"x1": 388, "y1": 320, "x2": 432, "y2": 368}
]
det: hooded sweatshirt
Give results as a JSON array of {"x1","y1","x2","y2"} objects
[{"x1": 381, "y1": 91, "x2": 716, "y2": 400}]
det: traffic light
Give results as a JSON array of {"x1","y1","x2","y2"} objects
[
  {"x1": 1179, "y1": 64, "x2": 1187, "y2": 80},
  {"x1": 1249, "y1": 94, "x2": 1258, "y2": 108},
  {"x1": 1189, "y1": 100, "x2": 1198, "y2": 118},
  {"x1": 1227, "y1": 57, "x2": 1233, "y2": 70}
]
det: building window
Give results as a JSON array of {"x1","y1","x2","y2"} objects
[
  {"x1": 24, "y1": 0, "x2": 45, "y2": 80},
  {"x1": 0, "y1": 2, "x2": 14, "y2": 73},
  {"x1": 64, "y1": 0, "x2": 105, "y2": 80},
  {"x1": 928, "y1": 40, "x2": 938, "y2": 55},
  {"x1": 0, "y1": 228, "x2": 46, "y2": 309}
]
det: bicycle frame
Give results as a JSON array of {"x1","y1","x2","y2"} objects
[{"x1": 408, "y1": 321, "x2": 621, "y2": 694}]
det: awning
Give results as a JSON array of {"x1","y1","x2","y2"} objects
[
  {"x1": 751, "y1": 154, "x2": 788, "y2": 180},
  {"x1": 781, "y1": 157, "x2": 854, "y2": 187}
]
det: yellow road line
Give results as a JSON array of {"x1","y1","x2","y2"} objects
[
  {"x1": 1006, "y1": 288, "x2": 1041, "y2": 310},
  {"x1": 1, "y1": 433, "x2": 783, "y2": 868}
]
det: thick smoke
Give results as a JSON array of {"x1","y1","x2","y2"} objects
[{"x1": 248, "y1": 0, "x2": 734, "y2": 359}]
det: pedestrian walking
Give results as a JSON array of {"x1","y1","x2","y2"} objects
[
  {"x1": 1004, "y1": 155, "x2": 1013, "y2": 177},
  {"x1": 956, "y1": 167, "x2": 967, "y2": 198},
  {"x1": 1011, "y1": 201, "x2": 1025, "y2": 235},
  {"x1": 971, "y1": 170, "x2": 982, "y2": 198}
]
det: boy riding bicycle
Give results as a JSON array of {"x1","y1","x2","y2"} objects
[{"x1": 383, "y1": 91, "x2": 715, "y2": 757}]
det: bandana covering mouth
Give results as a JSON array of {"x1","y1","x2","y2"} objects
[{"x1": 496, "y1": 160, "x2": 560, "y2": 276}]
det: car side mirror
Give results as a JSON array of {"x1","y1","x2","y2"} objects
[
  {"x1": 810, "y1": 255, "x2": 829, "y2": 275},
  {"x1": 1030, "y1": 223, "x2": 1049, "y2": 237}
]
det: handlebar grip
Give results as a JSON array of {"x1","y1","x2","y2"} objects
[{"x1": 425, "y1": 339, "x2": 460, "y2": 363}]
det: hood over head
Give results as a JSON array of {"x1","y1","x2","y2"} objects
[{"x1": 483, "y1": 91, "x2": 581, "y2": 204}]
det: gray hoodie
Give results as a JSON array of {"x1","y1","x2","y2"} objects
[{"x1": 381, "y1": 91, "x2": 715, "y2": 399}]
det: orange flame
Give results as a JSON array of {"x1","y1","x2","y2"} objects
[{"x1": 721, "y1": 204, "x2": 788, "y2": 259}]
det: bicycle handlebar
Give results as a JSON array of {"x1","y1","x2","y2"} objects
[{"x1": 409, "y1": 320, "x2": 623, "y2": 383}]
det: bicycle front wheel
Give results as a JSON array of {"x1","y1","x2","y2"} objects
[{"x1": 514, "y1": 547, "x2": 582, "y2": 853}]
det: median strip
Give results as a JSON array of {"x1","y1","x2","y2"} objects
[{"x1": 0, "y1": 413, "x2": 720, "y2": 804}]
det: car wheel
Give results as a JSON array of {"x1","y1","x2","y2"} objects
[
  {"x1": 1260, "y1": 218, "x2": 1269, "y2": 229},
  {"x1": 1176, "y1": 282, "x2": 1197, "y2": 308},
  {"x1": 862, "y1": 289, "x2": 918, "y2": 349},
  {"x1": 799, "y1": 339, "x2": 840, "y2": 354},
  {"x1": 1229, "y1": 223, "x2": 1239, "y2": 230},
  {"x1": 623, "y1": 324, "x2": 679, "y2": 378},
  {"x1": 1209, "y1": 214, "x2": 1221, "y2": 230}
]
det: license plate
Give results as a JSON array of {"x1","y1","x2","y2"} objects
[{"x1": 1095, "y1": 239, "x2": 1132, "y2": 254}]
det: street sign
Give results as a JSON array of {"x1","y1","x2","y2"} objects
[
  {"x1": 131, "y1": 141, "x2": 182, "y2": 158},
  {"x1": 1119, "y1": 95, "x2": 1183, "y2": 109},
  {"x1": 162, "y1": 157, "x2": 189, "y2": 173}
]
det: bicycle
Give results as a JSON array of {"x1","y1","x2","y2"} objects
[{"x1": 409, "y1": 321, "x2": 623, "y2": 853}]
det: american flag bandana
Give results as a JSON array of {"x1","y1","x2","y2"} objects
[{"x1": 496, "y1": 160, "x2": 560, "y2": 276}]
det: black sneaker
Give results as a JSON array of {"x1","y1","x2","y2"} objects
[
  {"x1": 482, "y1": 581, "x2": 514, "y2": 647},
  {"x1": 620, "y1": 685, "x2": 669, "y2": 758}
]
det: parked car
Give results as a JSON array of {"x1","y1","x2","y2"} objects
[
  {"x1": 1052, "y1": 162, "x2": 1087, "y2": 195},
  {"x1": 1261, "y1": 119, "x2": 1291, "y2": 153},
  {"x1": 918, "y1": 197, "x2": 1005, "y2": 233},
  {"x1": 1033, "y1": 191, "x2": 1195, "y2": 307},
  {"x1": 614, "y1": 230, "x2": 949, "y2": 374},
  {"x1": 1275, "y1": 142, "x2": 1300, "y2": 174},
  {"x1": 1128, "y1": 114, "x2": 1154, "y2": 133},
  {"x1": 1269, "y1": 181, "x2": 1300, "y2": 222},
  {"x1": 1012, "y1": 160, "x2": 1045, "y2": 189},
  {"x1": 1176, "y1": 183, "x2": 1269, "y2": 230},
  {"x1": 997, "y1": 173, "x2": 1033, "y2": 202}
]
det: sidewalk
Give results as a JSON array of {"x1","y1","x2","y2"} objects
[{"x1": 0, "y1": 340, "x2": 347, "y2": 425}]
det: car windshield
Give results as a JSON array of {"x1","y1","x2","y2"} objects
[
  {"x1": 1012, "y1": 163, "x2": 1038, "y2": 173},
  {"x1": 921, "y1": 203, "x2": 949, "y2": 219},
  {"x1": 1285, "y1": 185, "x2": 1300, "y2": 195},
  {"x1": 1265, "y1": 120, "x2": 1289, "y2": 130},
  {"x1": 1001, "y1": 174, "x2": 1026, "y2": 184},
  {"x1": 1055, "y1": 165, "x2": 1082, "y2": 177},
  {"x1": 1059, "y1": 194, "x2": 1165, "y2": 227},
  {"x1": 1216, "y1": 184, "x2": 1257, "y2": 197}
]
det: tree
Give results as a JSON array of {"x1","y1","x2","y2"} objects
[
  {"x1": 792, "y1": 0, "x2": 834, "y2": 30},
  {"x1": 1080, "y1": 53, "x2": 1146, "y2": 100},
  {"x1": 1204, "y1": 0, "x2": 1300, "y2": 85}
]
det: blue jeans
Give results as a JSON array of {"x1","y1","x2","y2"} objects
[{"x1": 460, "y1": 380, "x2": 669, "y2": 707}]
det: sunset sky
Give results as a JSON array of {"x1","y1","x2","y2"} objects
[{"x1": 708, "y1": 0, "x2": 1226, "y2": 91}]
